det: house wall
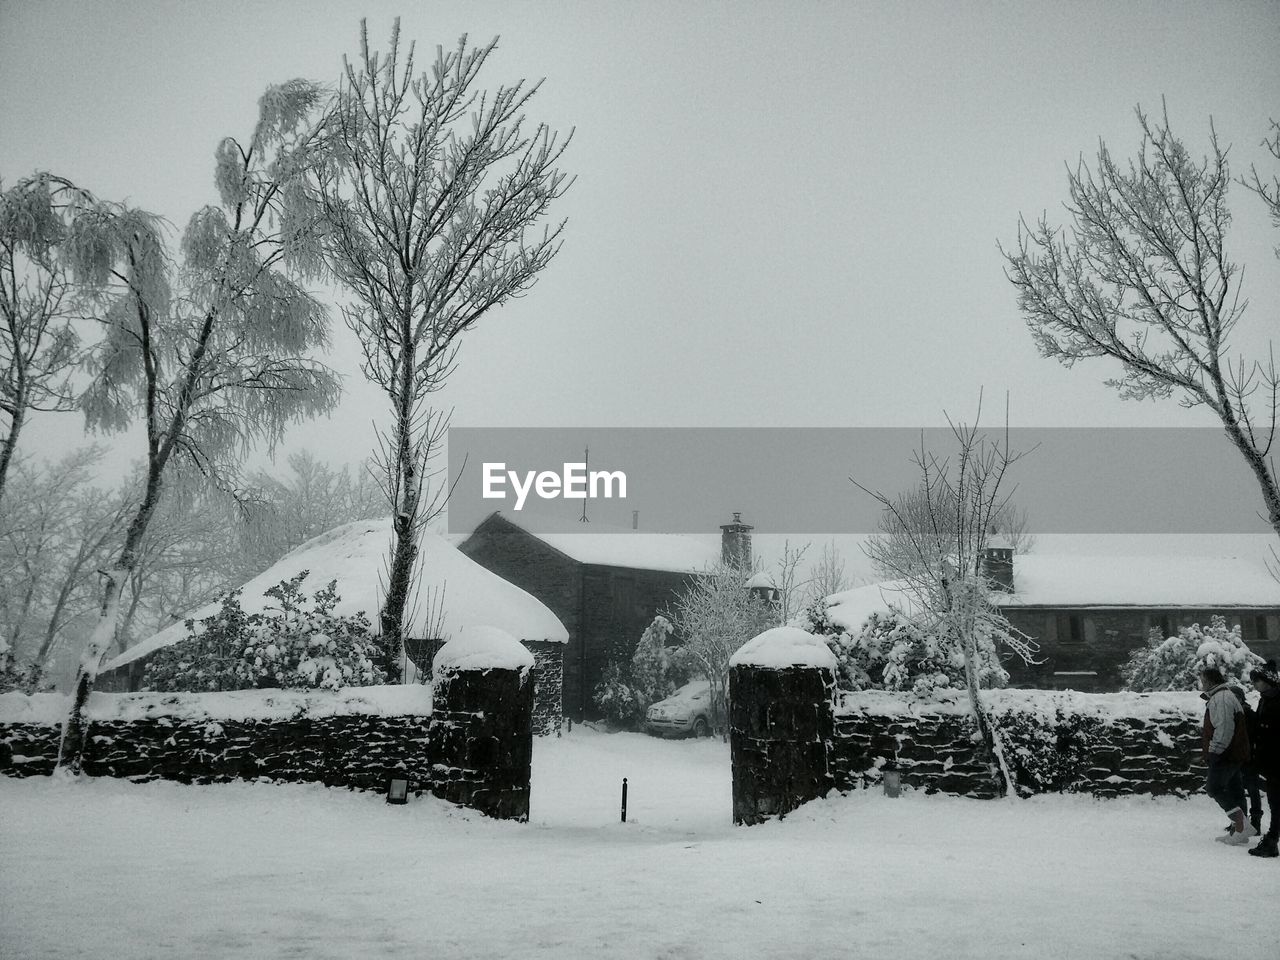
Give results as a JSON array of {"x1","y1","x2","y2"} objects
[
  {"x1": 1002, "y1": 607, "x2": 1280, "y2": 691},
  {"x1": 459, "y1": 515, "x2": 695, "y2": 721},
  {"x1": 579, "y1": 565, "x2": 693, "y2": 720}
]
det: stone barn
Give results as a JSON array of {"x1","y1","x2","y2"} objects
[
  {"x1": 459, "y1": 512, "x2": 759, "y2": 720},
  {"x1": 97, "y1": 519, "x2": 570, "y2": 734},
  {"x1": 821, "y1": 548, "x2": 1280, "y2": 691}
]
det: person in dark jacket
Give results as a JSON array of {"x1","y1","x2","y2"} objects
[
  {"x1": 1230, "y1": 685, "x2": 1264, "y2": 834},
  {"x1": 1200, "y1": 666, "x2": 1254, "y2": 844},
  {"x1": 1248, "y1": 660, "x2": 1280, "y2": 858}
]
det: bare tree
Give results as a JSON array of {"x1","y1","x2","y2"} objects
[
  {"x1": 56, "y1": 81, "x2": 341, "y2": 774},
  {"x1": 0, "y1": 175, "x2": 105, "y2": 504},
  {"x1": 772, "y1": 539, "x2": 810, "y2": 624},
  {"x1": 1003, "y1": 106, "x2": 1280, "y2": 543},
  {"x1": 668, "y1": 562, "x2": 777, "y2": 740},
  {"x1": 309, "y1": 20, "x2": 573, "y2": 675},
  {"x1": 804, "y1": 539, "x2": 851, "y2": 607},
  {"x1": 855, "y1": 402, "x2": 1037, "y2": 797}
]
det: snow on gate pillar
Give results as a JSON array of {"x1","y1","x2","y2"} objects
[
  {"x1": 429, "y1": 626, "x2": 535, "y2": 821},
  {"x1": 729, "y1": 627, "x2": 837, "y2": 826}
]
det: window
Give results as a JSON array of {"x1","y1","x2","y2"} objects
[{"x1": 1056, "y1": 613, "x2": 1084, "y2": 643}]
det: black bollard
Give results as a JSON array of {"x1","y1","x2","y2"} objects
[{"x1": 621, "y1": 777, "x2": 628, "y2": 823}]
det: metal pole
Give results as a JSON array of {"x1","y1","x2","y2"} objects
[{"x1": 621, "y1": 777, "x2": 628, "y2": 822}]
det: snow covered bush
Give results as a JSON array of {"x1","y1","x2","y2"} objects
[
  {"x1": 142, "y1": 572, "x2": 386, "y2": 692},
  {"x1": 594, "y1": 616, "x2": 688, "y2": 728},
  {"x1": 801, "y1": 601, "x2": 1008, "y2": 697},
  {"x1": 990, "y1": 706, "x2": 1104, "y2": 795},
  {"x1": 1122, "y1": 616, "x2": 1265, "y2": 691}
]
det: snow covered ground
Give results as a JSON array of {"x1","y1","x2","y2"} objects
[{"x1": 2, "y1": 729, "x2": 1274, "y2": 960}]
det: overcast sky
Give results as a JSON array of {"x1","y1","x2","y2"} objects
[{"x1": 3, "y1": 0, "x2": 1279, "y2": 554}]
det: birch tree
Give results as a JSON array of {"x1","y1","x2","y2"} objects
[
  {"x1": 56, "y1": 80, "x2": 341, "y2": 774},
  {"x1": 0, "y1": 175, "x2": 104, "y2": 504},
  {"x1": 855, "y1": 405, "x2": 1037, "y2": 797},
  {"x1": 1004, "y1": 107, "x2": 1280, "y2": 542},
  {"x1": 309, "y1": 20, "x2": 573, "y2": 676}
]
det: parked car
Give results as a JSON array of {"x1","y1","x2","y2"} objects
[{"x1": 644, "y1": 680, "x2": 715, "y2": 738}]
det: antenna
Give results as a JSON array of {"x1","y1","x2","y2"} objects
[{"x1": 579, "y1": 445, "x2": 590, "y2": 523}]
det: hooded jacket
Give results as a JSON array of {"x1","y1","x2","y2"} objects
[
  {"x1": 1255, "y1": 684, "x2": 1280, "y2": 773},
  {"x1": 1202, "y1": 683, "x2": 1250, "y2": 763}
]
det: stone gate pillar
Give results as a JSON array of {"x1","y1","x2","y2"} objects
[
  {"x1": 429, "y1": 626, "x2": 535, "y2": 821},
  {"x1": 729, "y1": 626, "x2": 837, "y2": 825}
]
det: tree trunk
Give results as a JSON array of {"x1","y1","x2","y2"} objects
[
  {"x1": 0, "y1": 380, "x2": 25, "y2": 506},
  {"x1": 56, "y1": 476, "x2": 162, "y2": 775},
  {"x1": 378, "y1": 343, "x2": 419, "y2": 682}
]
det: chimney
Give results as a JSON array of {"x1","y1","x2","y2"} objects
[
  {"x1": 720, "y1": 511, "x2": 754, "y2": 570},
  {"x1": 981, "y1": 535, "x2": 1014, "y2": 593}
]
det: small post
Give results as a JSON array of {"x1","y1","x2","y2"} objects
[{"x1": 621, "y1": 777, "x2": 628, "y2": 823}]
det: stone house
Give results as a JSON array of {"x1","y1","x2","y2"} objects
[
  {"x1": 459, "y1": 512, "x2": 759, "y2": 720},
  {"x1": 823, "y1": 547, "x2": 1280, "y2": 691}
]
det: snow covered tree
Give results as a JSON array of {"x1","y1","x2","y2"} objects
[
  {"x1": 241, "y1": 450, "x2": 384, "y2": 574},
  {"x1": 1122, "y1": 615, "x2": 1265, "y2": 691},
  {"x1": 56, "y1": 80, "x2": 341, "y2": 774},
  {"x1": 593, "y1": 614, "x2": 686, "y2": 727},
  {"x1": 0, "y1": 174, "x2": 108, "y2": 504},
  {"x1": 856, "y1": 403, "x2": 1037, "y2": 796},
  {"x1": 802, "y1": 606, "x2": 1008, "y2": 697},
  {"x1": 308, "y1": 20, "x2": 573, "y2": 677},
  {"x1": 669, "y1": 563, "x2": 778, "y2": 737},
  {"x1": 1004, "y1": 107, "x2": 1280, "y2": 546}
]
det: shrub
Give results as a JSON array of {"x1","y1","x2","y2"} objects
[
  {"x1": 0, "y1": 643, "x2": 49, "y2": 694},
  {"x1": 1122, "y1": 615, "x2": 1264, "y2": 691},
  {"x1": 802, "y1": 601, "x2": 1008, "y2": 696},
  {"x1": 142, "y1": 572, "x2": 386, "y2": 692}
]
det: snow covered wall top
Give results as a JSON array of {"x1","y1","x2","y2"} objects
[
  {"x1": 0, "y1": 684, "x2": 434, "y2": 725},
  {"x1": 103, "y1": 520, "x2": 569, "y2": 672},
  {"x1": 433, "y1": 625, "x2": 536, "y2": 678},
  {"x1": 730, "y1": 627, "x2": 837, "y2": 669}
]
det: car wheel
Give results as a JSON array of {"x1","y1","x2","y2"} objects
[{"x1": 692, "y1": 718, "x2": 710, "y2": 738}]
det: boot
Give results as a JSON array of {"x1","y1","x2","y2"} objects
[{"x1": 1248, "y1": 835, "x2": 1279, "y2": 858}]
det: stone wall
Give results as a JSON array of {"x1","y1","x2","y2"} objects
[
  {"x1": 411, "y1": 637, "x2": 563, "y2": 736},
  {"x1": 1, "y1": 673, "x2": 537, "y2": 823},
  {"x1": 728, "y1": 627, "x2": 840, "y2": 825},
  {"x1": 429, "y1": 666, "x2": 533, "y2": 821},
  {"x1": 0, "y1": 687, "x2": 433, "y2": 789},
  {"x1": 833, "y1": 689, "x2": 1208, "y2": 799}
]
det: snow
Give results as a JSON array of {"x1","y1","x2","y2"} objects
[
  {"x1": 834, "y1": 687, "x2": 1205, "y2": 721},
  {"x1": 433, "y1": 625, "x2": 535, "y2": 678},
  {"x1": 103, "y1": 520, "x2": 568, "y2": 673},
  {"x1": 0, "y1": 685, "x2": 432, "y2": 724},
  {"x1": 490, "y1": 512, "x2": 721, "y2": 573},
  {"x1": 743, "y1": 570, "x2": 776, "y2": 590},
  {"x1": 729, "y1": 626, "x2": 836, "y2": 669},
  {"x1": 820, "y1": 553, "x2": 1280, "y2": 634},
  {"x1": 1, "y1": 728, "x2": 1274, "y2": 959}
]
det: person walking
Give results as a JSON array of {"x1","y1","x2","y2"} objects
[
  {"x1": 1229, "y1": 685, "x2": 1264, "y2": 834},
  {"x1": 1200, "y1": 666, "x2": 1255, "y2": 845},
  {"x1": 1248, "y1": 660, "x2": 1280, "y2": 858}
]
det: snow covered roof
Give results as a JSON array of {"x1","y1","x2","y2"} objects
[
  {"x1": 103, "y1": 519, "x2": 568, "y2": 672},
  {"x1": 477, "y1": 512, "x2": 720, "y2": 574},
  {"x1": 744, "y1": 571, "x2": 777, "y2": 590},
  {"x1": 819, "y1": 554, "x2": 1280, "y2": 634}
]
